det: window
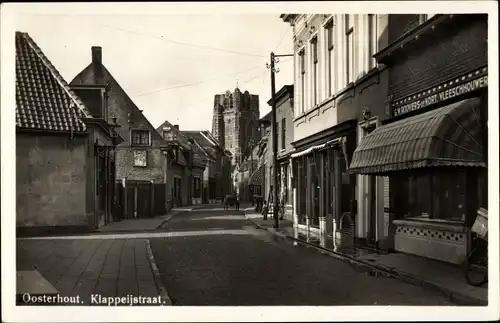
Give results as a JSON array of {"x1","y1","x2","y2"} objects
[
  {"x1": 368, "y1": 14, "x2": 378, "y2": 69},
  {"x1": 275, "y1": 122, "x2": 279, "y2": 150},
  {"x1": 299, "y1": 50, "x2": 306, "y2": 115},
  {"x1": 131, "y1": 129, "x2": 150, "y2": 146},
  {"x1": 311, "y1": 37, "x2": 319, "y2": 106},
  {"x1": 325, "y1": 19, "x2": 334, "y2": 97},
  {"x1": 345, "y1": 14, "x2": 355, "y2": 84},
  {"x1": 281, "y1": 118, "x2": 286, "y2": 150},
  {"x1": 396, "y1": 169, "x2": 470, "y2": 222}
]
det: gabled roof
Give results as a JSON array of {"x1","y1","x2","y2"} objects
[
  {"x1": 71, "y1": 47, "x2": 164, "y2": 143},
  {"x1": 156, "y1": 120, "x2": 207, "y2": 168},
  {"x1": 156, "y1": 120, "x2": 190, "y2": 149},
  {"x1": 181, "y1": 130, "x2": 220, "y2": 160},
  {"x1": 16, "y1": 32, "x2": 91, "y2": 132}
]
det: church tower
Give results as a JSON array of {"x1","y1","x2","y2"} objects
[{"x1": 211, "y1": 86, "x2": 260, "y2": 167}]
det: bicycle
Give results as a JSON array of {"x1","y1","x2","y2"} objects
[{"x1": 464, "y1": 208, "x2": 488, "y2": 287}]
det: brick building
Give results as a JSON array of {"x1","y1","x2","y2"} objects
[
  {"x1": 16, "y1": 32, "x2": 122, "y2": 235},
  {"x1": 349, "y1": 14, "x2": 488, "y2": 264},
  {"x1": 281, "y1": 14, "x2": 389, "y2": 246},
  {"x1": 71, "y1": 47, "x2": 171, "y2": 217},
  {"x1": 212, "y1": 87, "x2": 260, "y2": 167}
]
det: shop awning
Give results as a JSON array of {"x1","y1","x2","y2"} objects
[
  {"x1": 249, "y1": 164, "x2": 264, "y2": 186},
  {"x1": 349, "y1": 98, "x2": 486, "y2": 175},
  {"x1": 291, "y1": 138, "x2": 341, "y2": 158}
]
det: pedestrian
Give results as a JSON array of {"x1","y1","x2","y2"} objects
[
  {"x1": 262, "y1": 200, "x2": 268, "y2": 220},
  {"x1": 235, "y1": 195, "x2": 240, "y2": 211}
]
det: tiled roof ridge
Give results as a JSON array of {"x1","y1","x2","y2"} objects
[{"x1": 20, "y1": 32, "x2": 92, "y2": 120}]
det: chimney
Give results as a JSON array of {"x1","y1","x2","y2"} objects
[
  {"x1": 92, "y1": 46, "x2": 102, "y2": 64},
  {"x1": 174, "y1": 125, "x2": 179, "y2": 130}
]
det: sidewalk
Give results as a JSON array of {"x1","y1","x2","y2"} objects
[
  {"x1": 98, "y1": 205, "x2": 210, "y2": 233},
  {"x1": 243, "y1": 207, "x2": 488, "y2": 306},
  {"x1": 16, "y1": 238, "x2": 170, "y2": 306}
]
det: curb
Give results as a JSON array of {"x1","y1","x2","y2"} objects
[
  {"x1": 145, "y1": 239, "x2": 172, "y2": 306},
  {"x1": 243, "y1": 211, "x2": 487, "y2": 306}
]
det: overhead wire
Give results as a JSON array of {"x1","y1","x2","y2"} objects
[
  {"x1": 98, "y1": 23, "x2": 267, "y2": 58},
  {"x1": 133, "y1": 64, "x2": 263, "y2": 97},
  {"x1": 98, "y1": 21, "x2": 293, "y2": 98}
]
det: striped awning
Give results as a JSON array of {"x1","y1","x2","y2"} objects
[
  {"x1": 349, "y1": 98, "x2": 486, "y2": 175},
  {"x1": 248, "y1": 164, "x2": 264, "y2": 186},
  {"x1": 291, "y1": 138, "x2": 341, "y2": 158}
]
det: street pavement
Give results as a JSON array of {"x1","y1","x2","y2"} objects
[
  {"x1": 17, "y1": 238, "x2": 162, "y2": 305},
  {"x1": 150, "y1": 205, "x2": 456, "y2": 306},
  {"x1": 16, "y1": 204, "x2": 457, "y2": 306}
]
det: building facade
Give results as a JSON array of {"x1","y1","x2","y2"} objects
[
  {"x1": 281, "y1": 14, "x2": 389, "y2": 246},
  {"x1": 349, "y1": 14, "x2": 488, "y2": 264},
  {"x1": 181, "y1": 130, "x2": 232, "y2": 203},
  {"x1": 157, "y1": 121, "x2": 207, "y2": 207},
  {"x1": 268, "y1": 85, "x2": 295, "y2": 221},
  {"x1": 212, "y1": 87, "x2": 260, "y2": 166},
  {"x1": 16, "y1": 32, "x2": 122, "y2": 235},
  {"x1": 71, "y1": 46, "x2": 171, "y2": 218}
]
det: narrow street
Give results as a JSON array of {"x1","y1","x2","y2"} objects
[
  {"x1": 16, "y1": 206, "x2": 456, "y2": 306},
  {"x1": 150, "y1": 206, "x2": 455, "y2": 306}
]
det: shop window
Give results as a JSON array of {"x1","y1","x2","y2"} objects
[
  {"x1": 282, "y1": 163, "x2": 289, "y2": 205},
  {"x1": 323, "y1": 149, "x2": 335, "y2": 217},
  {"x1": 337, "y1": 150, "x2": 351, "y2": 216},
  {"x1": 296, "y1": 157, "x2": 307, "y2": 224},
  {"x1": 398, "y1": 169, "x2": 471, "y2": 222},
  {"x1": 309, "y1": 154, "x2": 320, "y2": 227}
]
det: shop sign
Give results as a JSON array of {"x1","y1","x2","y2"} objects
[{"x1": 391, "y1": 67, "x2": 488, "y2": 117}]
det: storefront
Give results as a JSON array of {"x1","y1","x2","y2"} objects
[
  {"x1": 291, "y1": 121, "x2": 357, "y2": 244},
  {"x1": 349, "y1": 14, "x2": 488, "y2": 264},
  {"x1": 277, "y1": 156, "x2": 293, "y2": 221}
]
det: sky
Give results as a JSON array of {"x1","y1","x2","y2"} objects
[{"x1": 14, "y1": 12, "x2": 294, "y2": 131}]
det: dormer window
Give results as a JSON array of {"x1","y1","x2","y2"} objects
[{"x1": 131, "y1": 129, "x2": 151, "y2": 146}]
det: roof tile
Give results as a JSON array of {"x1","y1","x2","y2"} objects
[{"x1": 15, "y1": 31, "x2": 91, "y2": 132}]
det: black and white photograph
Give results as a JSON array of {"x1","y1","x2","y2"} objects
[{"x1": 1, "y1": 1, "x2": 498, "y2": 322}]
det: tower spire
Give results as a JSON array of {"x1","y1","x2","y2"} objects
[{"x1": 236, "y1": 76, "x2": 239, "y2": 89}]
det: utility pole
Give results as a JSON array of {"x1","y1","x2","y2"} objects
[{"x1": 267, "y1": 52, "x2": 293, "y2": 229}]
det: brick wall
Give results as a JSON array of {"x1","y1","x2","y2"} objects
[
  {"x1": 17, "y1": 134, "x2": 88, "y2": 227},
  {"x1": 388, "y1": 16, "x2": 487, "y2": 99},
  {"x1": 115, "y1": 147, "x2": 165, "y2": 182}
]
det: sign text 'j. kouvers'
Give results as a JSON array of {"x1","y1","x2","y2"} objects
[{"x1": 393, "y1": 74, "x2": 488, "y2": 117}]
